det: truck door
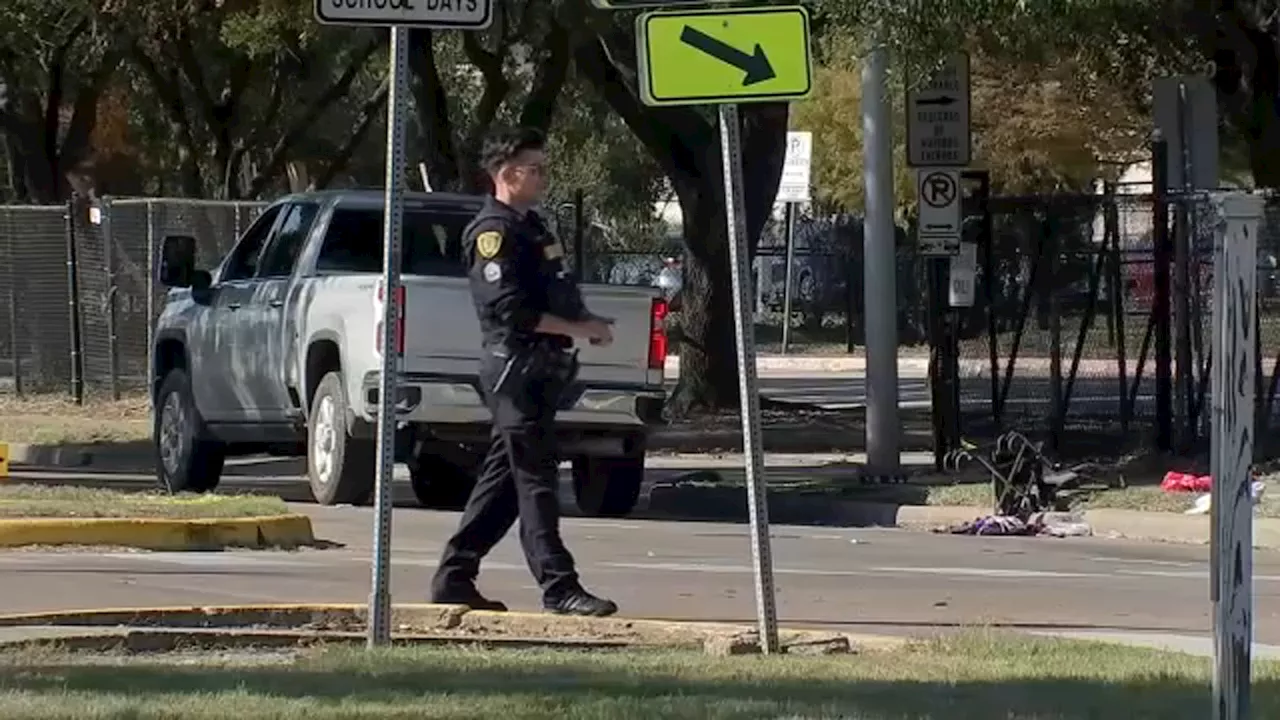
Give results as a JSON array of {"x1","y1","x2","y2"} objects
[
  {"x1": 249, "y1": 202, "x2": 321, "y2": 422},
  {"x1": 199, "y1": 204, "x2": 284, "y2": 422}
]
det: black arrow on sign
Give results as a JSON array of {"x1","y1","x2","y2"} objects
[
  {"x1": 679, "y1": 26, "x2": 776, "y2": 85},
  {"x1": 917, "y1": 96, "x2": 957, "y2": 106}
]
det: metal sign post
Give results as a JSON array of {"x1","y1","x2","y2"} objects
[
  {"x1": 367, "y1": 24, "x2": 409, "y2": 650},
  {"x1": 632, "y1": 3, "x2": 814, "y2": 654},
  {"x1": 1209, "y1": 192, "x2": 1262, "y2": 719},
  {"x1": 314, "y1": 0, "x2": 493, "y2": 650},
  {"x1": 862, "y1": 35, "x2": 899, "y2": 476},
  {"x1": 720, "y1": 102, "x2": 779, "y2": 654}
]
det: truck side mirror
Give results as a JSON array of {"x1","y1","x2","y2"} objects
[{"x1": 159, "y1": 235, "x2": 198, "y2": 288}]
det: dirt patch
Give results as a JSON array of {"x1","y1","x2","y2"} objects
[
  {"x1": 0, "y1": 393, "x2": 150, "y2": 444},
  {"x1": 0, "y1": 484, "x2": 290, "y2": 519}
]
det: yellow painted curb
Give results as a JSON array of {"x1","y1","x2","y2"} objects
[
  {"x1": 0, "y1": 603, "x2": 904, "y2": 652},
  {"x1": 0, "y1": 514, "x2": 315, "y2": 550}
]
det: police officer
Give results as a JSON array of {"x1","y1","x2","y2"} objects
[{"x1": 430, "y1": 126, "x2": 618, "y2": 617}]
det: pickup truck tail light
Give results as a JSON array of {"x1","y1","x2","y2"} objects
[
  {"x1": 648, "y1": 297, "x2": 669, "y2": 370},
  {"x1": 373, "y1": 280, "x2": 405, "y2": 357}
]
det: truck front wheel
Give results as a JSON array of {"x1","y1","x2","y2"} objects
[
  {"x1": 308, "y1": 371, "x2": 376, "y2": 506},
  {"x1": 154, "y1": 368, "x2": 225, "y2": 494},
  {"x1": 572, "y1": 450, "x2": 645, "y2": 518}
]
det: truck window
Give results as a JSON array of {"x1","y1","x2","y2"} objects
[
  {"x1": 221, "y1": 204, "x2": 283, "y2": 282},
  {"x1": 315, "y1": 207, "x2": 472, "y2": 277},
  {"x1": 258, "y1": 203, "x2": 320, "y2": 278}
]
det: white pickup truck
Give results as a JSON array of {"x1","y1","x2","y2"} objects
[{"x1": 151, "y1": 190, "x2": 667, "y2": 517}]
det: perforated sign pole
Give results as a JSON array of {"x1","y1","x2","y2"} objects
[
  {"x1": 719, "y1": 102, "x2": 779, "y2": 654},
  {"x1": 369, "y1": 24, "x2": 410, "y2": 649},
  {"x1": 1209, "y1": 192, "x2": 1262, "y2": 719}
]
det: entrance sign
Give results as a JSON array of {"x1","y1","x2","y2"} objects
[{"x1": 906, "y1": 53, "x2": 971, "y2": 167}]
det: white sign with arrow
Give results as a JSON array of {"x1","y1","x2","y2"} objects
[{"x1": 906, "y1": 52, "x2": 971, "y2": 168}]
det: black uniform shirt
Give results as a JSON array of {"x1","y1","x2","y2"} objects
[{"x1": 463, "y1": 196, "x2": 581, "y2": 349}]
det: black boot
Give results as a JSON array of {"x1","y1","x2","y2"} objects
[
  {"x1": 431, "y1": 586, "x2": 508, "y2": 612},
  {"x1": 544, "y1": 588, "x2": 618, "y2": 617}
]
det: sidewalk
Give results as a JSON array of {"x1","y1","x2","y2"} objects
[{"x1": 663, "y1": 354, "x2": 1128, "y2": 378}]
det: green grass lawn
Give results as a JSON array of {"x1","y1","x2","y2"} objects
[
  {"x1": 0, "y1": 632, "x2": 1276, "y2": 719},
  {"x1": 0, "y1": 485, "x2": 290, "y2": 519}
]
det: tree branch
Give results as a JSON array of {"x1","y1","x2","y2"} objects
[
  {"x1": 174, "y1": 28, "x2": 218, "y2": 123},
  {"x1": 314, "y1": 82, "x2": 390, "y2": 190},
  {"x1": 60, "y1": 39, "x2": 129, "y2": 176},
  {"x1": 572, "y1": 33, "x2": 700, "y2": 183},
  {"x1": 244, "y1": 37, "x2": 383, "y2": 198},
  {"x1": 519, "y1": 19, "x2": 572, "y2": 131},
  {"x1": 43, "y1": 19, "x2": 89, "y2": 161},
  {"x1": 408, "y1": 28, "x2": 461, "y2": 190},
  {"x1": 131, "y1": 44, "x2": 204, "y2": 195},
  {"x1": 462, "y1": 31, "x2": 510, "y2": 143}
]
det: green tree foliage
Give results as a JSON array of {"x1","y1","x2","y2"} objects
[
  {"x1": 793, "y1": 33, "x2": 1148, "y2": 214},
  {"x1": 0, "y1": 0, "x2": 129, "y2": 201}
]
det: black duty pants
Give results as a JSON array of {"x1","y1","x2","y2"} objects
[{"x1": 431, "y1": 353, "x2": 580, "y2": 601}]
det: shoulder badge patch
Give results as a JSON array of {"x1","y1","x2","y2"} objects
[
  {"x1": 543, "y1": 243, "x2": 565, "y2": 260},
  {"x1": 475, "y1": 231, "x2": 503, "y2": 259},
  {"x1": 482, "y1": 261, "x2": 502, "y2": 283}
]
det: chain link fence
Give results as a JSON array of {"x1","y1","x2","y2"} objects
[{"x1": 0, "y1": 198, "x2": 266, "y2": 400}]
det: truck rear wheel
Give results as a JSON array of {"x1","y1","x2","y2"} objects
[
  {"x1": 308, "y1": 371, "x2": 375, "y2": 506},
  {"x1": 154, "y1": 368, "x2": 225, "y2": 494},
  {"x1": 572, "y1": 448, "x2": 645, "y2": 518}
]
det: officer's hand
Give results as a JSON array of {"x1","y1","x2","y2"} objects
[{"x1": 582, "y1": 318, "x2": 614, "y2": 347}]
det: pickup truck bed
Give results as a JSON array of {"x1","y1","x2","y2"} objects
[{"x1": 151, "y1": 190, "x2": 667, "y2": 517}]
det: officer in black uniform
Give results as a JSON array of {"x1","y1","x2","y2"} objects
[{"x1": 430, "y1": 126, "x2": 618, "y2": 617}]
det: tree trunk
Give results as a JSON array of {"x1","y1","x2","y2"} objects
[
  {"x1": 668, "y1": 105, "x2": 788, "y2": 416},
  {"x1": 668, "y1": 177, "x2": 741, "y2": 416}
]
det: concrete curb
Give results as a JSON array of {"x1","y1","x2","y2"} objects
[
  {"x1": 0, "y1": 514, "x2": 316, "y2": 551},
  {"x1": 5, "y1": 434, "x2": 918, "y2": 470},
  {"x1": 3, "y1": 441, "x2": 150, "y2": 469},
  {"x1": 0, "y1": 603, "x2": 887, "y2": 655},
  {"x1": 0, "y1": 627, "x2": 645, "y2": 654},
  {"x1": 649, "y1": 429, "x2": 932, "y2": 454}
]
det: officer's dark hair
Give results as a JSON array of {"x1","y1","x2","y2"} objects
[{"x1": 479, "y1": 126, "x2": 546, "y2": 176}]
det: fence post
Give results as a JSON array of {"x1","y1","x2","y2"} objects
[
  {"x1": 2, "y1": 208, "x2": 20, "y2": 397},
  {"x1": 845, "y1": 252, "x2": 857, "y2": 353},
  {"x1": 974, "y1": 172, "x2": 999, "y2": 427},
  {"x1": 1152, "y1": 131, "x2": 1174, "y2": 452},
  {"x1": 146, "y1": 200, "x2": 157, "y2": 399},
  {"x1": 64, "y1": 201, "x2": 85, "y2": 405},
  {"x1": 573, "y1": 188, "x2": 586, "y2": 280},
  {"x1": 101, "y1": 196, "x2": 120, "y2": 400},
  {"x1": 1046, "y1": 215, "x2": 1064, "y2": 452}
]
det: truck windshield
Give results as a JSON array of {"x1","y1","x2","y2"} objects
[{"x1": 315, "y1": 207, "x2": 475, "y2": 277}]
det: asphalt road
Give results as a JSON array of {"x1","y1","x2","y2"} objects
[{"x1": 1, "y1": 503, "x2": 1277, "y2": 654}]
